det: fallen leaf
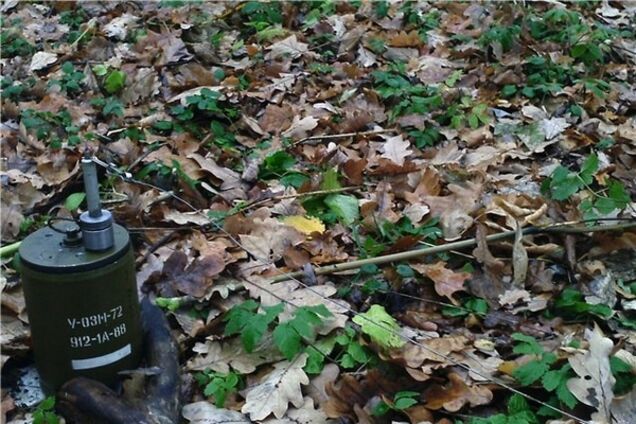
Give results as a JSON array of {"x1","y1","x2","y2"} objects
[
  {"x1": 267, "y1": 35, "x2": 309, "y2": 60},
  {"x1": 282, "y1": 116, "x2": 319, "y2": 139},
  {"x1": 412, "y1": 261, "x2": 471, "y2": 301},
  {"x1": 512, "y1": 224, "x2": 528, "y2": 287},
  {"x1": 242, "y1": 353, "x2": 310, "y2": 420},
  {"x1": 567, "y1": 324, "x2": 615, "y2": 423},
  {"x1": 29, "y1": 52, "x2": 57, "y2": 72},
  {"x1": 188, "y1": 336, "x2": 283, "y2": 374},
  {"x1": 182, "y1": 401, "x2": 251, "y2": 423},
  {"x1": 282, "y1": 216, "x2": 326, "y2": 235},
  {"x1": 423, "y1": 372, "x2": 493, "y2": 412},
  {"x1": 380, "y1": 134, "x2": 412, "y2": 166}
]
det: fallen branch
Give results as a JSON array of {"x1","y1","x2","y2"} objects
[
  {"x1": 269, "y1": 221, "x2": 636, "y2": 283},
  {"x1": 293, "y1": 129, "x2": 396, "y2": 146}
]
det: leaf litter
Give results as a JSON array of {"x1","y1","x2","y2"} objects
[{"x1": 1, "y1": 1, "x2": 636, "y2": 423}]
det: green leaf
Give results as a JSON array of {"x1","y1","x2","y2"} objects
[
  {"x1": 321, "y1": 167, "x2": 341, "y2": 190},
  {"x1": 273, "y1": 322, "x2": 302, "y2": 360},
  {"x1": 579, "y1": 154, "x2": 599, "y2": 183},
  {"x1": 223, "y1": 301, "x2": 283, "y2": 352},
  {"x1": 324, "y1": 194, "x2": 359, "y2": 225},
  {"x1": 352, "y1": 304, "x2": 405, "y2": 349},
  {"x1": 155, "y1": 297, "x2": 182, "y2": 312},
  {"x1": 394, "y1": 396, "x2": 418, "y2": 410},
  {"x1": 92, "y1": 64, "x2": 108, "y2": 76},
  {"x1": 507, "y1": 394, "x2": 530, "y2": 414},
  {"x1": 501, "y1": 84, "x2": 517, "y2": 97},
  {"x1": 512, "y1": 333, "x2": 543, "y2": 355},
  {"x1": 64, "y1": 192, "x2": 86, "y2": 211},
  {"x1": 513, "y1": 359, "x2": 550, "y2": 386},
  {"x1": 371, "y1": 400, "x2": 391, "y2": 416},
  {"x1": 104, "y1": 70, "x2": 126, "y2": 94}
]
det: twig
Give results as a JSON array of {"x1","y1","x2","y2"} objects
[
  {"x1": 137, "y1": 230, "x2": 180, "y2": 267},
  {"x1": 71, "y1": 18, "x2": 97, "y2": 48},
  {"x1": 293, "y1": 129, "x2": 397, "y2": 146},
  {"x1": 269, "y1": 221, "x2": 636, "y2": 283},
  {"x1": 0, "y1": 241, "x2": 21, "y2": 258}
]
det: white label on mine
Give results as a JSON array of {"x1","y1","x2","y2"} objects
[{"x1": 71, "y1": 344, "x2": 132, "y2": 370}]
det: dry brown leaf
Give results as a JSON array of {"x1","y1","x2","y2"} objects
[
  {"x1": 423, "y1": 372, "x2": 493, "y2": 412},
  {"x1": 567, "y1": 324, "x2": 615, "y2": 423},
  {"x1": 380, "y1": 134, "x2": 412, "y2": 166},
  {"x1": 147, "y1": 250, "x2": 227, "y2": 298},
  {"x1": 398, "y1": 335, "x2": 469, "y2": 368},
  {"x1": 267, "y1": 35, "x2": 309, "y2": 59},
  {"x1": 411, "y1": 261, "x2": 471, "y2": 301},
  {"x1": 182, "y1": 402, "x2": 250, "y2": 423},
  {"x1": 241, "y1": 354, "x2": 309, "y2": 420},
  {"x1": 512, "y1": 224, "x2": 528, "y2": 287},
  {"x1": 187, "y1": 336, "x2": 283, "y2": 374}
]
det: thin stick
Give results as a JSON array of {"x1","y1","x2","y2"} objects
[
  {"x1": 0, "y1": 241, "x2": 21, "y2": 258},
  {"x1": 269, "y1": 222, "x2": 636, "y2": 283},
  {"x1": 293, "y1": 129, "x2": 396, "y2": 146}
]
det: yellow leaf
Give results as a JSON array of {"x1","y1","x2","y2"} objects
[{"x1": 282, "y1": 215, "x2": 325, "y2": 235}]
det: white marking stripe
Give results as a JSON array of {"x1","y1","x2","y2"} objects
[{"x1": 71, "y1": 344, "x2": 132, "y2": 370}]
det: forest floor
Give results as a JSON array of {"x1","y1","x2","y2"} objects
[{"x1": 1, "y1": 1, "x2": 636, "y2": 423}]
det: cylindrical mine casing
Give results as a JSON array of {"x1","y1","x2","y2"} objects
[{"x1": 19, "y1": 224, "x2": 142, "y2": 394}]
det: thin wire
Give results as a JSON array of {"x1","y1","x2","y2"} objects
[{"x1": 94, "y1": 157, "x2": 593, "y2": 423}]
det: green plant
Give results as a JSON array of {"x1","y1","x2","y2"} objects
[
  {"x1": 334, "y1": 325, "x2": 376, "y2": 369},
  {"x1": 240, "y1": 1, "x2": 282, "y2": 33},
  {"x1": 372, "y1": 65, "x2": 442, "y2": 119},
  {"x1": 0, "y1": 76, "x2": 28, "y2": 101},
  {"x1": 49, "y1": 62, "x2": 85, "y2": 95},
  {"x1": 468, "y1": 394, "x2": 539, "y2": 424},
  {"x1": 0, "y1": 31, "x2": 34, "y2": 58},
  {"x1": 59, "y1": 7, "x2": 89, "y2": 44},
  {"x1": 439, "y1": 97, "x2": 490, "y2": 129},
  {"x1": 21, "y1": 108, "x2": 81, "y2": 148},
  {"x1": 578, "y1": 77, "x2": 610, "y2": 98},
  {"x1": 308, "y1": 62, "x2": 334, "y2": 74},
  {"x1": 372, "y1": 390, "x2": 419, "y2": 416},
  {"x1": 374, "y1": 0, "x2": 390, "y2": 18},
  {"x1": 479, "y1": 24, "x2": 521, "y2": 53},
  {"x1": 104, "y1": 69, "x2": 127, "y2": 94},
  {"x1": 407, "y1": 126, "x2": 441, "y2": 149},
  {"x1": 224, "y1": 300, "x2": 332, "y2": 360},
  {"x1": 401, "y1": 2, "x2": 440, "y2": 41},
  {"x1": 302, "y1": 0, "x2": 336, "y2": 29},
  {"x1": 509, "y1": 333, "x2": 578, "y2": 409},
  {"x1": 442, "y1": 297, "x2": 489, "y2": 318},
  {"x1": 611, "y1": 356, "x2": 636, "y2": 396},
  {"x1": 259, "y1": 151, "x2": 308, "y2": 188},
  {"x1": 352, "y1": 304, "x2": 405, "y2": 349},
  {"x1": 273, "y1": 304, "x2": 333, "y2": 360},
  {"x1": 91, "y1": 96, "x2": 124, "y2": 118},
  {"x1": 552, "y1": 288, "x2": 613, "y2": 319},
  {"x1": 194, "y1": 371, "x2": 242, "y2": 407},
  {"x1": 542, "y1": 153, "x2": 630, "y2": 220},
  {"x1": 33, "y1": 396, "x2": 60, "y2": 424},
  {"x1": 355, "y1": 217, "x2": 441, "y2": 258}
]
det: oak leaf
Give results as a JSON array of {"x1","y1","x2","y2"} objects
[
  {"x1": 242, "y1": 354, "x2": 310, "y2": 420},
  {"x1": 411, "y1": 261, "x2": 470, "y2": 301},
  {"x1": 380, "y1": 134, "x2": 412, "y2": 166},
  {"x1": 567, "y1": 325, "x2": 615, "y2": 423},
  {"x1": 423, "y1": 372, "x2": 493, "y2": 412}
]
